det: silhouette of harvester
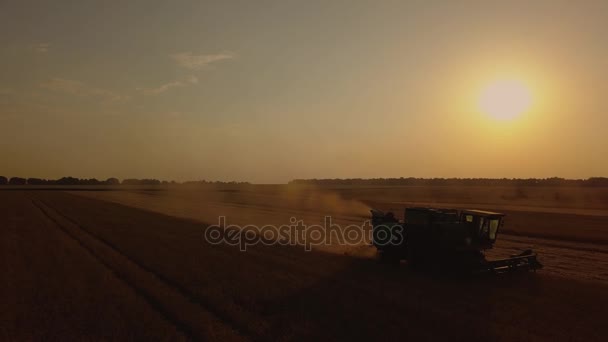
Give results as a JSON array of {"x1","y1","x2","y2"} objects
[{"x1": 371, "y1": 208, "x2": 542, "y2": 273}]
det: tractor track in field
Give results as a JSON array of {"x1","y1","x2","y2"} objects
[
  {"x1": 31, "y1": 199, "x2": 254, "y2": 342},
  {"x1": 66, "y1": 189, "x2": 608, "y2": 284},
  {"x1": 30, "y1": 193, "x2": 462, "y2": 337},
  {"x1": 48, "y1": 193, "x2": 413, "y2": 310},
  {"x1": 7, "y1": 190, "x2": 608, "y2": 341}
]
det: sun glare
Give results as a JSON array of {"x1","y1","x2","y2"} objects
[{"x1": 478, "y1": 79, "x2": 532, "y2": 120}]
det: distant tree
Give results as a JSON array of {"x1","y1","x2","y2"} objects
[
  {"x1": 122, "y1": 179, "x2": 161, "y2": 185},
  {"x1": 81, "y1": 178, "x2": 101, "y2": 185},
  {"x1": 105, "y1": 177, "x2": 120, "y2": 185},
  {"x1": 27, "y1": 178, "x2": 49, "y2": 185},
  {"x1": 8, "y1": 177, "x2": 26, "y2": 185},
  {"x1": 0, "y1": 176, "x2": 7, "y2": 185},
  {"x1": 288, "y1": 177, "x2": 608, "y2": 187},
  {"x1": 586, "y1": 177, "x2": 608, "y2": 186},
  {"x1": 55, "y1": 177, "x2": 80, "y2": 185}
]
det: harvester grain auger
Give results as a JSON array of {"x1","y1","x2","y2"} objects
[{"x1": 370, "y1": 207, "x2": 542, "y2": 273}]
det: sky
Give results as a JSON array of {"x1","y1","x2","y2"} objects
[{"x1": 1, "y1": 0, "x2": 607, "y2": 183}]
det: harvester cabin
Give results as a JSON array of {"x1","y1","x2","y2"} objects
[{"x1": 460, "y1": 210, "x2": 504, "y2": 242}]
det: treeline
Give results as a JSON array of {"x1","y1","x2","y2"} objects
[
  {"x1": 0, "y1": 176, "x2": 120, "y2": 186},
  {"x1": 0, "y1": 176, "x2": 249, "y2": 186},
  {"x1": 121, "y1": 179, "x2": 250, "y2": 186},
  {"x1": 181, "y1": 180, "x2": 250, "y2": 185},
  {"x1": 288, "y1": 177, "x2": 608, "y2": 187}
]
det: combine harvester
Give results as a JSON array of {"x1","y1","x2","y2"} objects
[{"x1": 370, "y1": 207, "x2": 542, "y2": 273}]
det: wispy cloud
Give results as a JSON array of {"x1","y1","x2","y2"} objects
[
  {"x1": 137, "y1": 75, "x2": 198, "y2": 95},
  {"x1": 30, "y1": 43, "x2": 51, "y2": 53},
  {"x1": 170, "y1": 51, "x2": 234, "y2": 70},
  {"x1": 40, "y1": 78, "x2": 129, "y2": 103},
  {"x1": 135, "y1": 51, "x2": 233, "y2": 95},
  {"x1": 40, "y1": 78, "x2": 85, "y2": 94}
]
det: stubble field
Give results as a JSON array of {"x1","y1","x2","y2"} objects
[{"x1": 1, "y1": 185, "x2": 608, "y2": 341}]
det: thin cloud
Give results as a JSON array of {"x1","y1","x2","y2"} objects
[
  {"x1": 170, "y1": 51, "x2": 234, "y2": 70},
  {"x1": 30, "y1": 43, "x2": 51, "y2": 53},
  {"x1": 40, "y1": 78, "x2": 129, "y2": 103},
  {"x1": 137, "y1": 75, "x2": 198, "y2": 95},
  {"x1": 40, "y1": 78, "x2": 85, "y2": 94}
]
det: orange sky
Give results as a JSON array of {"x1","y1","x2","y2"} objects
[{"x1": 1, "y1": 1, "x2": 607, "y2": 183}]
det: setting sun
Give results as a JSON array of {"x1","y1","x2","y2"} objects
[{"x1": 478, "y1": 79, "x2": 533, "y2": 120}]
